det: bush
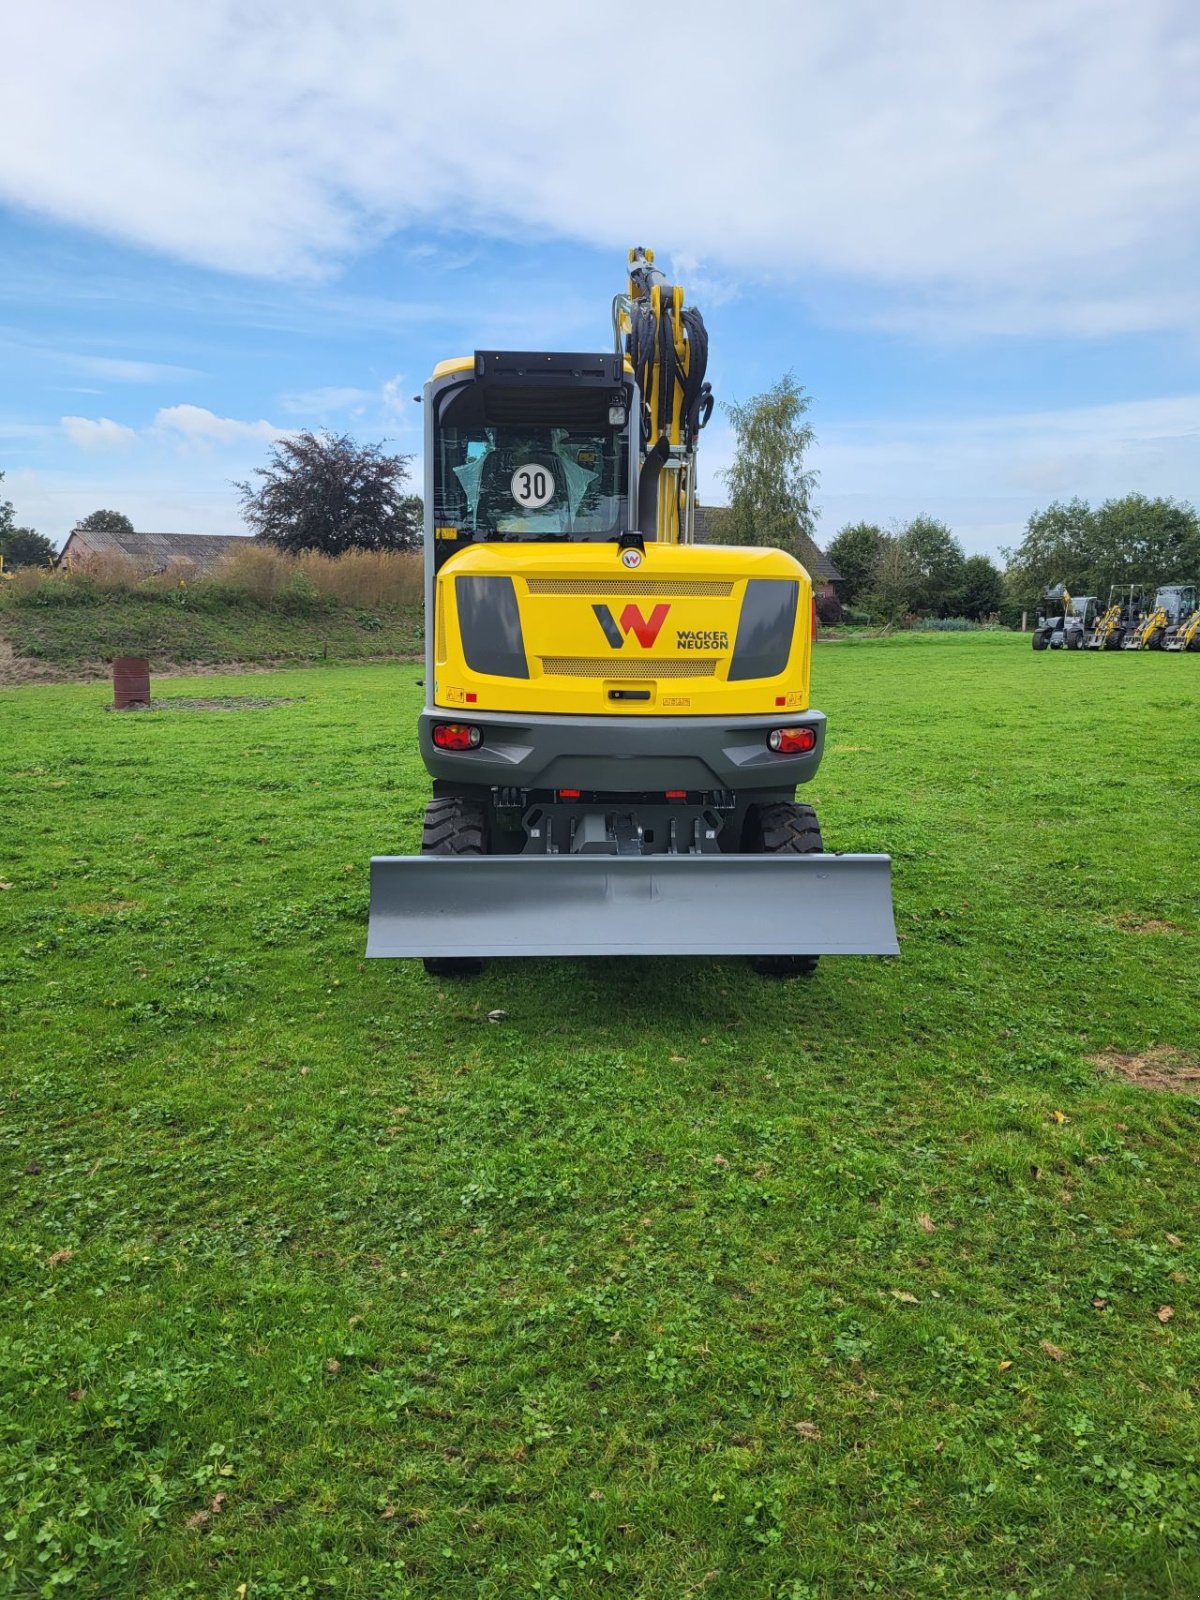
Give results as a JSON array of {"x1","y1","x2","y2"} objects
[
  {"x1": 916, "y1": 616, "x2": 979, "y2": 631},
  {"x1": 208, "y1": 543, "x2": 297, "y2": 604},
  {"x1": 4, "y1": 567, "x2": 97, "y2": 606},
  {"x1": 815, "y1": 592, "x2": 844, "y2": 626},
  {"x1": 294, "y1": 549, "x2": 423, "y2": 608},
  {"x1": 2, "y1": 546, "x2": 425, "y2": 614}
]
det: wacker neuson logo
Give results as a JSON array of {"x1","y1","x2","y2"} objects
[
  {"x1": 593, "y1": 603, "x2": 671, "y2": 648},
  {"x1": 676, "y1": 628, "x2": 729, "y2": 650}
]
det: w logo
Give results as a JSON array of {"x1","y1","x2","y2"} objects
[{"x1": 593, "y1": 602, "x2": 671, "y2": 649}]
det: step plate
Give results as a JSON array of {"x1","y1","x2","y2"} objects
[{"x1": 367, "y1": 853, "x2": 899, "y2": 959}]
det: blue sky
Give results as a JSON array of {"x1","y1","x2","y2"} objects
[{"x1": 1, "y1": 0, "x2": 1197, "y2": 558}]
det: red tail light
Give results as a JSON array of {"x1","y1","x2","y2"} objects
[
  {"x1": 768, "y1": 727, "x2": 817, "y2": 754},
  {"x1": 432, "y1": 723, "x2": 482, "y2": 751},
  {"x1": 557, "y1": 788, "x2": 581, "y2": 799},
  {"x1": 664, "y1": 790, "x2": 687, "y2": 800}
]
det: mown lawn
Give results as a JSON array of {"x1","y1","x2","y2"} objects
[{"x1": 2, "y1": 634, "x2": 1199, "y2": 1599}]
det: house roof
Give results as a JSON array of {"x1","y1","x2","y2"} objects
[
  {"x1": 62, "y1": 529, "x2": 254, "y2": 572},
  {"x1": 691, "y1": 505, "x2": 843, "y2": 583}
]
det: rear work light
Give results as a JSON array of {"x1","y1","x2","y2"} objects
[
  {"x1": 768, "y1": 726, "x2": 817, "y2": 754},
  {"x1": 432, "y1": 723, "x2": 482, "y2": 751}
]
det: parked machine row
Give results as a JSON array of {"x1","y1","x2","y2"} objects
[{"x1": 1032, "y1": 583, "x2": 1200, "y2": 652}]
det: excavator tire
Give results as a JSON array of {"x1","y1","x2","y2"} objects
[
  {"x1": 1031, "y1": 631, "x2": 1050, "y2": 651},
  {"x1": 1103, "y1": 630, "x2": 1123, "y2": 650},
  {"x1": 745, "y1": 802, "x2": 823, "y2": 978},
  {"x1": 1145, "y1": 628, "x2": 1166, "y2": 651},
  {"x1": 421, "y1": 796, "x2": 488, "y2": 978}
]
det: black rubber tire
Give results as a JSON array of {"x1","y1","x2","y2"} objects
[
  {"x1": 1145, "y1": 628, "x2": 1165, "y2": 651},
  {"x1": 420, "y1": 796, "x2": 488, "y2": 978},
  {"x1": 1066, "y1": 630, "x2": 1083, "y2": 650},
  {"x1": 1031, "y1": 631, "x2": 1049, "y2": 651},
  {"x1": 1103, "y1": 630, "x2": 1123, "y2": 650},
  {"x1": 744, "y1": 801, "x2": 823, "y2": 978}
]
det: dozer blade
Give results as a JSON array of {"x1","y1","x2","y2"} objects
[{"x1": 367, "y1": 853, "x2": 899, "y2": 959}]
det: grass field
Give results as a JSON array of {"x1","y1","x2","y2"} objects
[{"x1": 2, "y1": 634, "x2": 1199, "y2": 1599}]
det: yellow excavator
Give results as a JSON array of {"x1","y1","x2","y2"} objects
[{"x1": 368, "y1": 249, "x2": 898, "y2": 975}]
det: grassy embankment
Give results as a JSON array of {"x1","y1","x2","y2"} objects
[
  {"x1": 0, "y1": 547, "x2": 422, "y2": 680},
  {"x1": 2, "y1": 634, "x2": 1199, "y2": 1598}
]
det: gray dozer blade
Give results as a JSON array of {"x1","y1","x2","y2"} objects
[{"x1": 367, "y1": 853, "x2": 899, "y2": 959}]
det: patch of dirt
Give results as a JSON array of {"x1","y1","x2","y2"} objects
[
  {"x1": 1089, "y1": 1046, "x2": 1200, "y2": 1095},
  {"x1": 1107, "y1": 913, "x2": 1190, "y2": 935},
  {"x1": 0, "y1": 653, "x2": 420, "y2": 686},
  {"x1": 106, "y1": 697, "x2": 300, "y2": 712}
]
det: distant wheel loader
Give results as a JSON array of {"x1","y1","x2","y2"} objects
[
  {"x1": 1031, "y1": 586, "x2": 1099, "y2": 651},
  {"x1": 1160, "y1": 585, "x2": 1200, "y2": 651},
  {"x1": 1124, "y1": 584, "x2": 1198, "y2": 650},
  {"x1": 1086, "y1": 586, "x2": 1143, "y2": 650},
  {"x1": 366, "y1": 248, "x2": 899, "y2": 975}
]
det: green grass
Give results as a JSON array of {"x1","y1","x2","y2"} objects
[
  {"x1": 0, "y1": 594, "x2": 421, "y2": 676},
  {"x1": 2, "y1": 634, "x2": 1199, "y2": 1599}
]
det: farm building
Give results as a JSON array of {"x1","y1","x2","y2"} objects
[
  {"x1": 692, "y1": 505, "x2": 842, "y2": 599},
  {"x1": 59, "y1": 528, "x2": 254, "y2": 573}
]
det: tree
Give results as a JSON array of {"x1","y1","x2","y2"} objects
[
  {"x1": 1, "y1": 526, "x2": 55, "y2": 568},
  {"x1": 860, "y1": 535, "x2": 920, "y2": 624},
  {"x1": 827, "y1": 521, "x2": 886, "y2": 606},
  {"x1": 720, "y1": 374, "x2": 818, "y2": 556},
  {"x1": 1002, "y1": 494, "x2": 1200, "y2": 611},
  {"x1": 1091, "y1": 494, "x2": 1200, "y2": 591},
  {"x1": 956, "y1": 553, "x2": 1005, "y2": 620},
  {"x1": 1001, "y1": 498, "x2": 1097, "y2": 611},
  {"x1": 71, "y1": 509, "x2": 134, "y2": 540},
  {"x1": 0, "y1": 471, "x2": 54, "y2": 568},
  {"x1": 235, "y1": 431, "x2": 420, "y2": 555},
  {"x1": 897, "y1": 515, "x2": 965, "y2": 615}
]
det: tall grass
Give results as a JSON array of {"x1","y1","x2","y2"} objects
[
  {"x1": 2, "y1": 545, "x2": 423, "y2": 611},
  {"x1": 212, "y1": 545, "x2": 423, "y2": 607}
]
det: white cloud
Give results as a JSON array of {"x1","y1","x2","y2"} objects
[
  {"x1": 0, "y1": 2, "x2": 1196, "y2": 334},
  {"x1": 61, "y1": 415, "x2": 138, "y2": 449},
  {"x1": 280, "y1": 385, "x2": 372, "y2": 414},
  {"x1": 58, "y1": 405, "x2": 290, "y2": 454},
  {"x1": 74, "y1": 356, "x2": 200, "y2": 382},
  {"x1": 152, "y1": 404, "x2": 288, "y2": 445},
  {"x1": 280, "y1": 375, "x2": 409, "y2": 418}
]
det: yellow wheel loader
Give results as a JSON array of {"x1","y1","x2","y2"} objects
[
  {"x1": 1170, "y1": 607, "x2": 1200, "y2": 652},
  {"x1": 1086, "y1": 585, "x2": 1142, "y2": 650},
  {"x1": 368, "y1": 249, "x2": 899, "y2": 974},
  {"x1": 1162, "y1": 585, "x2": 1200, "y2": 651}
]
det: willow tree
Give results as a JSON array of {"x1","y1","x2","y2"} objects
[{"x1": 720, "y1": 374, "x2": 817, "y2": 555}]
